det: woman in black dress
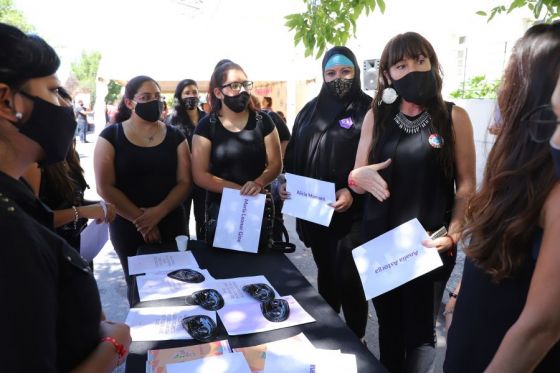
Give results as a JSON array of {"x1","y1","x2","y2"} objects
[
  {"x1": 281, "y1": 46, "x2": 372, "y2": 338},
  {"x1": 349, "y1": 32, "x2": 476, "y2": 372},
  {"x1": 444, "y1": 22, "x2": 560, "y2": 373},
  {"x1": 0, "y1": 22, "x2": 130, "y2": 372},
  {"x1": 94, "y1": 75, "x2": 191, "y2": 305}
]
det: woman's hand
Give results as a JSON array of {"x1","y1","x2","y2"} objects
[
  {"x1": 240, "y1": 181, "x2": 262, "y2": 196},
  {"x1": 350, "y1": 159, "x2": 392, "y2": 201},
  {"x1": 78, "y1": 203, "x2": 116, "y2": 224},
  {"x1": 329, "y1": 188, "x2": 353, "y2": 213},
  {"x1": 141, "y1": 226, "x2": 161, "y2": 244},
  {"x1": 100, "y1": 320, "x2": 132, "y2": 366},
  {"x1": 134, "y1": 206, "x2": 165, "y2": 233},
  {"x1": 279, "y1": 182, "x2": 290, "y2": 201},
  {"x1": 422, "y1": 235, "x2": 454, "y2": 252}
]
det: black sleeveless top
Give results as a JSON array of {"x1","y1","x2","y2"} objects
[
  {"x1": 99, "y1": 122, "x2": 185, "y2": 207},
  {"x1": 363, "y1": 103, "x2": 455, "y2": 241},
  {"x1": 444, "y1": 230, "x2": 560, "y2": 372}
]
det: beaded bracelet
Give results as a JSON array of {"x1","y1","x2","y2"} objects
[
  {"x1": 348, "y1": 174, "x2": 357, "y2": 187},
  {"x1": 101, "y1": 336, "x2": 127, "y2": 358},
  {"x1": 71, "y1": 205, "x2": 79, "y2": 230}
]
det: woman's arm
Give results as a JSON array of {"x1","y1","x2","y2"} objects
[
  {"x1": 485, "y1": 185, "x2": 560, "y2": 372},
  {"x1": 53, "y1": 204, "x2": 116, "y2": 227},
  {"x1": 133, "y1": 141, "x2": 191, "y2": 232},
  {"x1": 191, "y1": 134, "x2": 243, "y2": 193},
  {"x1": 93, "y1": 137, "x2": 143, "y2": 222},
  {"x1": 348, "y1": 109, "x2": 392, "y2": 200},
  {"x1": 246, "y1": 128, "x2": 282, "y2": 194}
]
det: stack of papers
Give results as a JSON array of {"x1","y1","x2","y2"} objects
[
  {"x1": 128, "y1": 251, "x2": 199, "y2": 275},
  {"x1": 146, "y1": 340, "x2": 230, "y2": 373}
]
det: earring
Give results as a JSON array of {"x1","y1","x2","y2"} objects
[
  {"x1": 381, "y1": 87, "x2": 398, "y2": 104},
  {"x1": 15, "y1": 112, "x2": 23, "y2": 120}
]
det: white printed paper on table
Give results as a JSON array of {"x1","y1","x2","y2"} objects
[
  {"x1": 135, "y1": 267, "x2": 215, "y2": 302},
  {"x1": 205, "y1": 275, "x2": 280, "y2": 305},
  {"x1": 352, "y1": 218, "x2": 443, "y2": 300},
  {"x1": 166, "y1": 352, "x2": 252, "y2": 373},
  {"x1": 218, "y1": 295, "x2": 315, "y2": 336},
  {"x1": 127, "y1": 251, "x2": 198, "y2": 275},
  {"x1": 213, "y1": 188, "x2": 265, "y2": 253},
  {"x1": 125, "y1": 306, "x2": 215, "y2": 341},
  {"x1": 80, "y1": 220, "x2": 109, "y2": 262},
  {"x1": 282, "y1": 173, "x2": 336, "y2": 226}
]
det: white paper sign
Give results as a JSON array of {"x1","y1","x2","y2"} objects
[
  {"x1": 167, "y1": 352, "x2": 252, "y2": 373},
  {"x1": 80, "y1": 220, "x2": 109, "y2": 262},
  {"x1": 125, "y1": 306, "x2": 215, "y2": 341},
  {"x1": 128, "y1": 251, "x2": 198, "y2": 275},
  {"x1": 352, "y1": 218, "x2": 443, "y2": 300},
  {"x1": 205, "y1": 275, "x2": 280, "y2": 305},
  {"x1": 218, "y1": 295, "x2": 315, "y2": 335},
  {"x1": 282, "y1": 173, "x2": 336, "y2": 226},
  {"x1": 136, "y1": 268, "x2": 215, "y2": 302},
  {"x1": 213, "y1": 188, "x2": 265, "y2": 253}
]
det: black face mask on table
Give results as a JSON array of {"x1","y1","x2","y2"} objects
[
  {"x1": 223, "y1": 91, "x2": 250, "y2": 113},
  {"x1": 392, "y1": 70, "x2": 437, "y2": 105},
  {"x1": 134, "y1": 99, "x2": 163, "y2": 122},
  {"x1": 16, "y1": 91, "x2": 77, "y2": 166}
]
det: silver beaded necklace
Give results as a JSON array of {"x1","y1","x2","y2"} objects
[{"x1": 394, "y1": 111, "x2": 432, "y2": 134}]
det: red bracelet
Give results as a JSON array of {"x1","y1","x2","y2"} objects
[
  {"x1": 101, "y1": 336, "x2": 127, "y2": 358},
  {"x1": 348, "y1": 174, "x2": 357, "y2": 187}
]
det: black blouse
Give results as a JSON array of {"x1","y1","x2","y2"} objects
[{"x1": 0, "y1": 171, "x2": 102, "y2": 372}]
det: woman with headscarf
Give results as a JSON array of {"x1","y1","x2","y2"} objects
[{"x1": 281, "y1": 46, "x2": 372, "y2": 339}]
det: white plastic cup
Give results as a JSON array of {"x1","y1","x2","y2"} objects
[{"x1": 175, "y1": 235, "x2": 189, "y2": 252}]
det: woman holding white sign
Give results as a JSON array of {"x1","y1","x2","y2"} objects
[
  {"x1": 349, "y1": 32, "x2": 476, "y2": 372},
  {"x1": 192, "y1": 60, "x2": 282, "y2": 249},
  {"x1": 281, "y1": 46, "x2": 372, "y2": 339}
]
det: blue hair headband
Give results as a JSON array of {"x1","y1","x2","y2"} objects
[{"x1": 324, "y1": 54, "x2": 354, "y2": 69}]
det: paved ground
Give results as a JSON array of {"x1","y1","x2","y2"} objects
[{"x1": 78, "y1": 131, "x2": 466, "y2": 373}]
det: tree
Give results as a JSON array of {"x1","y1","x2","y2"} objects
[
  {"x1": 0, "y1": 0, "x2": 34, "y2": 32},
  {"x1": 71, "y1": 51, "x2": 102, "y2": 105},
  {"x1": 104, "y1": 80, "x2": 122, "y2": 105},
  {"x1": 285, "y1": 0, "x2": 385, "y2": 59},
  {"x1": 287, "y1": 0, "x2": 559, "y2": 59},
  {"x1": 477, "y1": 0, "x2": 560, "y2": 23}
]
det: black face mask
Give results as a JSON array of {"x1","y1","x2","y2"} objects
[
  {"x1": 182, "y1": 97, "x2": 199, "y2": 110},
  {"x1": 326, "y1": 78, "x2": 353, "y2": 99},
  {"x1": 223, "y1": 91, "x2": 250, "y2": 113},
  {"x1": 392, "y1": 70, "x2": 437, "y2": 105},
  {"x1": 16, "y1": 91, "x2": 77, "y2": 166},
  {"x1": 134, "y1": 99, "x2": 163, "y2": 122}
]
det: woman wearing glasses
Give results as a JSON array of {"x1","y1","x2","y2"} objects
[
  {"x1": 280, "y1": 46, "x2": 372, "y2": 338},
  {"x1": 192, "y1": 61, "x2": 282, "y2": 240},
  {"x1": 444, "y1": 22, "x2": 560, "y2": 372},
  {"x1": 94, "y1": 75, "x2": 191, "y2": 305}
]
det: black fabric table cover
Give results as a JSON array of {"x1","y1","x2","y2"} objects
[{"x1": 125, "y1": 240, "x2": 386, "y2": 373}]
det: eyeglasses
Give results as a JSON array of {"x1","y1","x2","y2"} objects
[
  {"x1": 242, "y1": 283, "x2": 290, "y2": 322},
  {"x1": 522, "y1": 104, "x2": 560, "y2": 143},
  {"x1": 133, "y1": 92, "x2": 162, "y2": 103},
  {"x1": 167, "y1": 269, "x2": 205, "y2": 283},
  {"x1": 220, "y1": 81, "x2": 253, "y2": 92},
  {"x1": 186, "y1": 289, "x2": 224, "y2": 311},
  {"x1": 181, "y1": 315, "x2": 218, "y2": 342}
]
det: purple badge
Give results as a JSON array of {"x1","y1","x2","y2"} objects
[{"x1": 339, "y1": 117, "x2": 353, "y2": 129}]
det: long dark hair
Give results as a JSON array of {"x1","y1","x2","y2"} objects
[
  {"x1": 115, "y1": 75, "x2": 160, "y2": 123},
  {"x1": 464, "y1": 22, "x2": 560, "y2": 282},
  {"x1": 208, "y1": 61, "x2": 256, "y2": 114},
  {"x1": 370, "y1": 32, "x2": 454, "y2": 179},
  {"x1": 170, "y1": 79, "x2": 197, "y2": 127},
  {"x1": 0, "y1": 23, "x2": 60, "y2": 90}
]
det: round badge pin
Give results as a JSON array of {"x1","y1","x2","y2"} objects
[{"x1": 428, "y1": 134, "x2": 444, "y2": 148}]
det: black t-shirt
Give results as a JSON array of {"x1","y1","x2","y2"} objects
[
  {"x1": 262, "y1": 109, "x2": 290, "y2": 142},
  {"x1": 195, "y1": 111, "x2": 275, "y2": 201},
  {"x1": 100, "y1": 123, "x2": 186, "y2": 207},
  {"x1": 0, "y1": 171, "x2": 102, "y2": 372}
]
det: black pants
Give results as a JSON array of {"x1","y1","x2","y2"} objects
[
  {"x1": 109, "y1": 206, "x2": 187, "y2": 306},
  {"x1": 373, "y1": 249, "x2": 456, "y2": 373},
  {"x1": 304, "y1": 220, "x2": 369, "y2": 338},
  {"x1": 77, "y1": 120, "x2": 88, "y2": 142},
  {"x1": 183, "y1": 186, "x2": 206, "y2": 240}
]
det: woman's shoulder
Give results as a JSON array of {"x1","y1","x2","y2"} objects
[
  {"x1": 543, "y1": 182, "x2": 560, "y2": 225},
  {"x1": 99, "y1": 122, "x2": 121, "y2": 143}
]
